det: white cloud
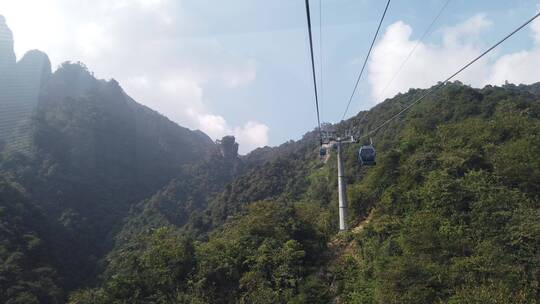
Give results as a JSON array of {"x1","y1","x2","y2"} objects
[
  {"x1": 136, "y1": 0, "x2": 164, "y2": 9},
  {"x1": 369, "y1": 14, "x2": 492, "y2": 103},
  {"x1": 488, "y1": 17, "x2": 540, "y2": 85},
  {"x1": 192, "y1": 112, "x2": 269, "y2": 155},
  {"x1": 222, "y1": 59, "x2": 257, "y2": 88},
  {"x1": 234, "y1": 121, "x2": 270, "y2": 153},
  {"x1": 488, "y1": 50, "x2": 540, "y2": 85},
  {"x1": 76, "y1": 23, "x2": 111, "y2": 57},
  {"x1": 0, "y1": 0, "x2": 67, "y2": 59},
  {"x1": 368, "y1": 13, "x2": 540, "y2": 104},
  {"x1": 533, "y1": 15, "x2": 540, "y2": 43},
  {"x1": 196, "y1": 113, "x2": 229, "y2": 139},
  {"x1": 158, "y1": 76, "x2": 203, "y2": 101},
  {"x1": 127, "y1": 75, "x2": 149, "y2": 86},
  {"x1": 441, "y1": 14, "x2": 492, "y2": 46}
]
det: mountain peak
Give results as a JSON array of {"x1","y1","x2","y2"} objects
[
  {"x1": 18, "y1": 50, "x2": 52, "y2": 86},
  {"x1": 0, "y1": 14, "x2": 16, "y2": 69}
]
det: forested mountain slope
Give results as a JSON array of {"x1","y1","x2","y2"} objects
[
  {"x1": 0, "y1": 17, "x2": 217, "y2": 300},
  {"x1": 68, "y1": 81, "x2": 540, "y2": 303},
  {"x1": 332, "y1": 83, "x2": 540, "y2": 303},
  {"x1": 0, "y1": 180, "x2": 62, "y2": 304},
  {"x1": 116, "y1": 135, "x2": 246, "y2": 243}
]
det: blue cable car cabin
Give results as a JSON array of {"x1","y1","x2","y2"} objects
[
  {"x1": 358, "y1": 145, "x2": 376, "y2": 166},
  {"x1": 319, "y1": 147, "x2": 327, "y2": 156}
]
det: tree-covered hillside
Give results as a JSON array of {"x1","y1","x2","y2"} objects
[
  {"x1": 64, "y1": 81, "x2": 540, "y2": 303},
  {"x1": 333, "y1": 83, "x2": 540, "y2": 303},
  {"x1": 0, "y1": 180, "x2": 62, "y2": 303},
  {"x1": 0, "y1": 18, "x2": 218, "y2": 300}
]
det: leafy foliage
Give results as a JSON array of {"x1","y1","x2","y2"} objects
[
  {"x1": 335, "y1": 83, "x2": 540, "y2": 303},
  {"x1": 70, "y1": 201, "x2": 330, "y2": 304},
  {"x1": 0, "y1": 181, "x2": 61, "y2": 304}
]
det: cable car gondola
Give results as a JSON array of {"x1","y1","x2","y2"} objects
[
  {"x1": 358, "y1": 139, "x2": 376, "y2": 166},
  {"x1": 319, "y1": 147, "x2": 327, "y2": 156}
]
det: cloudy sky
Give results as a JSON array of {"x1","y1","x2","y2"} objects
[{"x1": 0, "y1": 0, "x2": 539, "y2": 153}]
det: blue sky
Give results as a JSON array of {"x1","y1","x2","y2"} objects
[{"x1": 1, "y1": 0, "x2": 539, "y2": 153}]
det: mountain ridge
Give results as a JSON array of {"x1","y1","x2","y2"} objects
[{"x1": 0, "y1": 17, "x2": 224, "y2": 296}]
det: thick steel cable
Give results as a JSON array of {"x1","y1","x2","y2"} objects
[
  {"x1": 319, "y1": 0, "x2": 324, "y2": 124},
  {"x1": 305, "y1": 0, "x2": 323, "y2": 144},
  {"x1": 342, "y1": 0, "x2": 391, "y2": 121}
]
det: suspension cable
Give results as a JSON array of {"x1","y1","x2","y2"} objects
[
  {"x1": 319, "y1": 0, "x2": 324, "y2": 124},
  {"x1": 305, "y1": 0, "x2": 323, "y2": 144},
  {"x1": 341, "y1": 0, "x2": 391, "y2": 121},
  {"x1": 358, "y1": 11, "x2": 540, "y2": 141}
]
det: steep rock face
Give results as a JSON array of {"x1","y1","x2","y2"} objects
[
  {"x1": 0, "y1": 16, "x2": 52, "y2": 149},
  {"x1": 0, "y1": 15, "x2": 15, "y2": 71},
  {"x1": 0, "y1": 15, "x2": 18, "y2": 143},
  {"x1": 7, "y1": 50, "x2": 52, "y2": 151}
]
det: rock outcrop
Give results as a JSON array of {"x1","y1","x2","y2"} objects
[{"x1": 0, "y1": 16, "x2": 51, "y2": 149}]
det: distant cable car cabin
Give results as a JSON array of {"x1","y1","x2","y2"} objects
[
  {"x1": 319, "y1": 147, "x2": 327, "y2": 157},
  {"x1": 358, "y1": 139, "x2": 376, "y2": 166}
]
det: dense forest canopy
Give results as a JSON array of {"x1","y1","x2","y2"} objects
[{"x1": 1, "y1": 15, "x2": 540, "y2": 304}]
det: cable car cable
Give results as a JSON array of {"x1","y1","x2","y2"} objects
[
  {"x1": 357, "y1": 10, "x2": 540, "y2": 141},
  {"x1": 319, "y1": 0, "x2": 324, "y2": 124},
  {"x1": 341, "y1": 0, "x2": 391, "y2": 121},
  {"x1": 305, "y1": 0, "x2": 323, "y2": 144},
  {"x1": 376, "y1": 0, "x2": 451, "y2": 101}
]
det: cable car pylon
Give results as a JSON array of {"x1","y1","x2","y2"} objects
[{"x1": 321, "y1": 129, "x2": 358, "y2": 231}]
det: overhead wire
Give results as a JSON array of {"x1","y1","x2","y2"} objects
[
  {"x1": 341, "y1": 0, "x2": 391, "y2": 121},
  {"x1": 319, "y1": 0, "x2": 324, "y2": 125},
  {"x1": 376, "y1": 0, "x2": 451, "y2": 101},
  {"x1": 305, "y1": 0, "x2": 323, "y2": 144},
  {"x1": 358, "y1": 10, "x2": 540, "y2": 141}
]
